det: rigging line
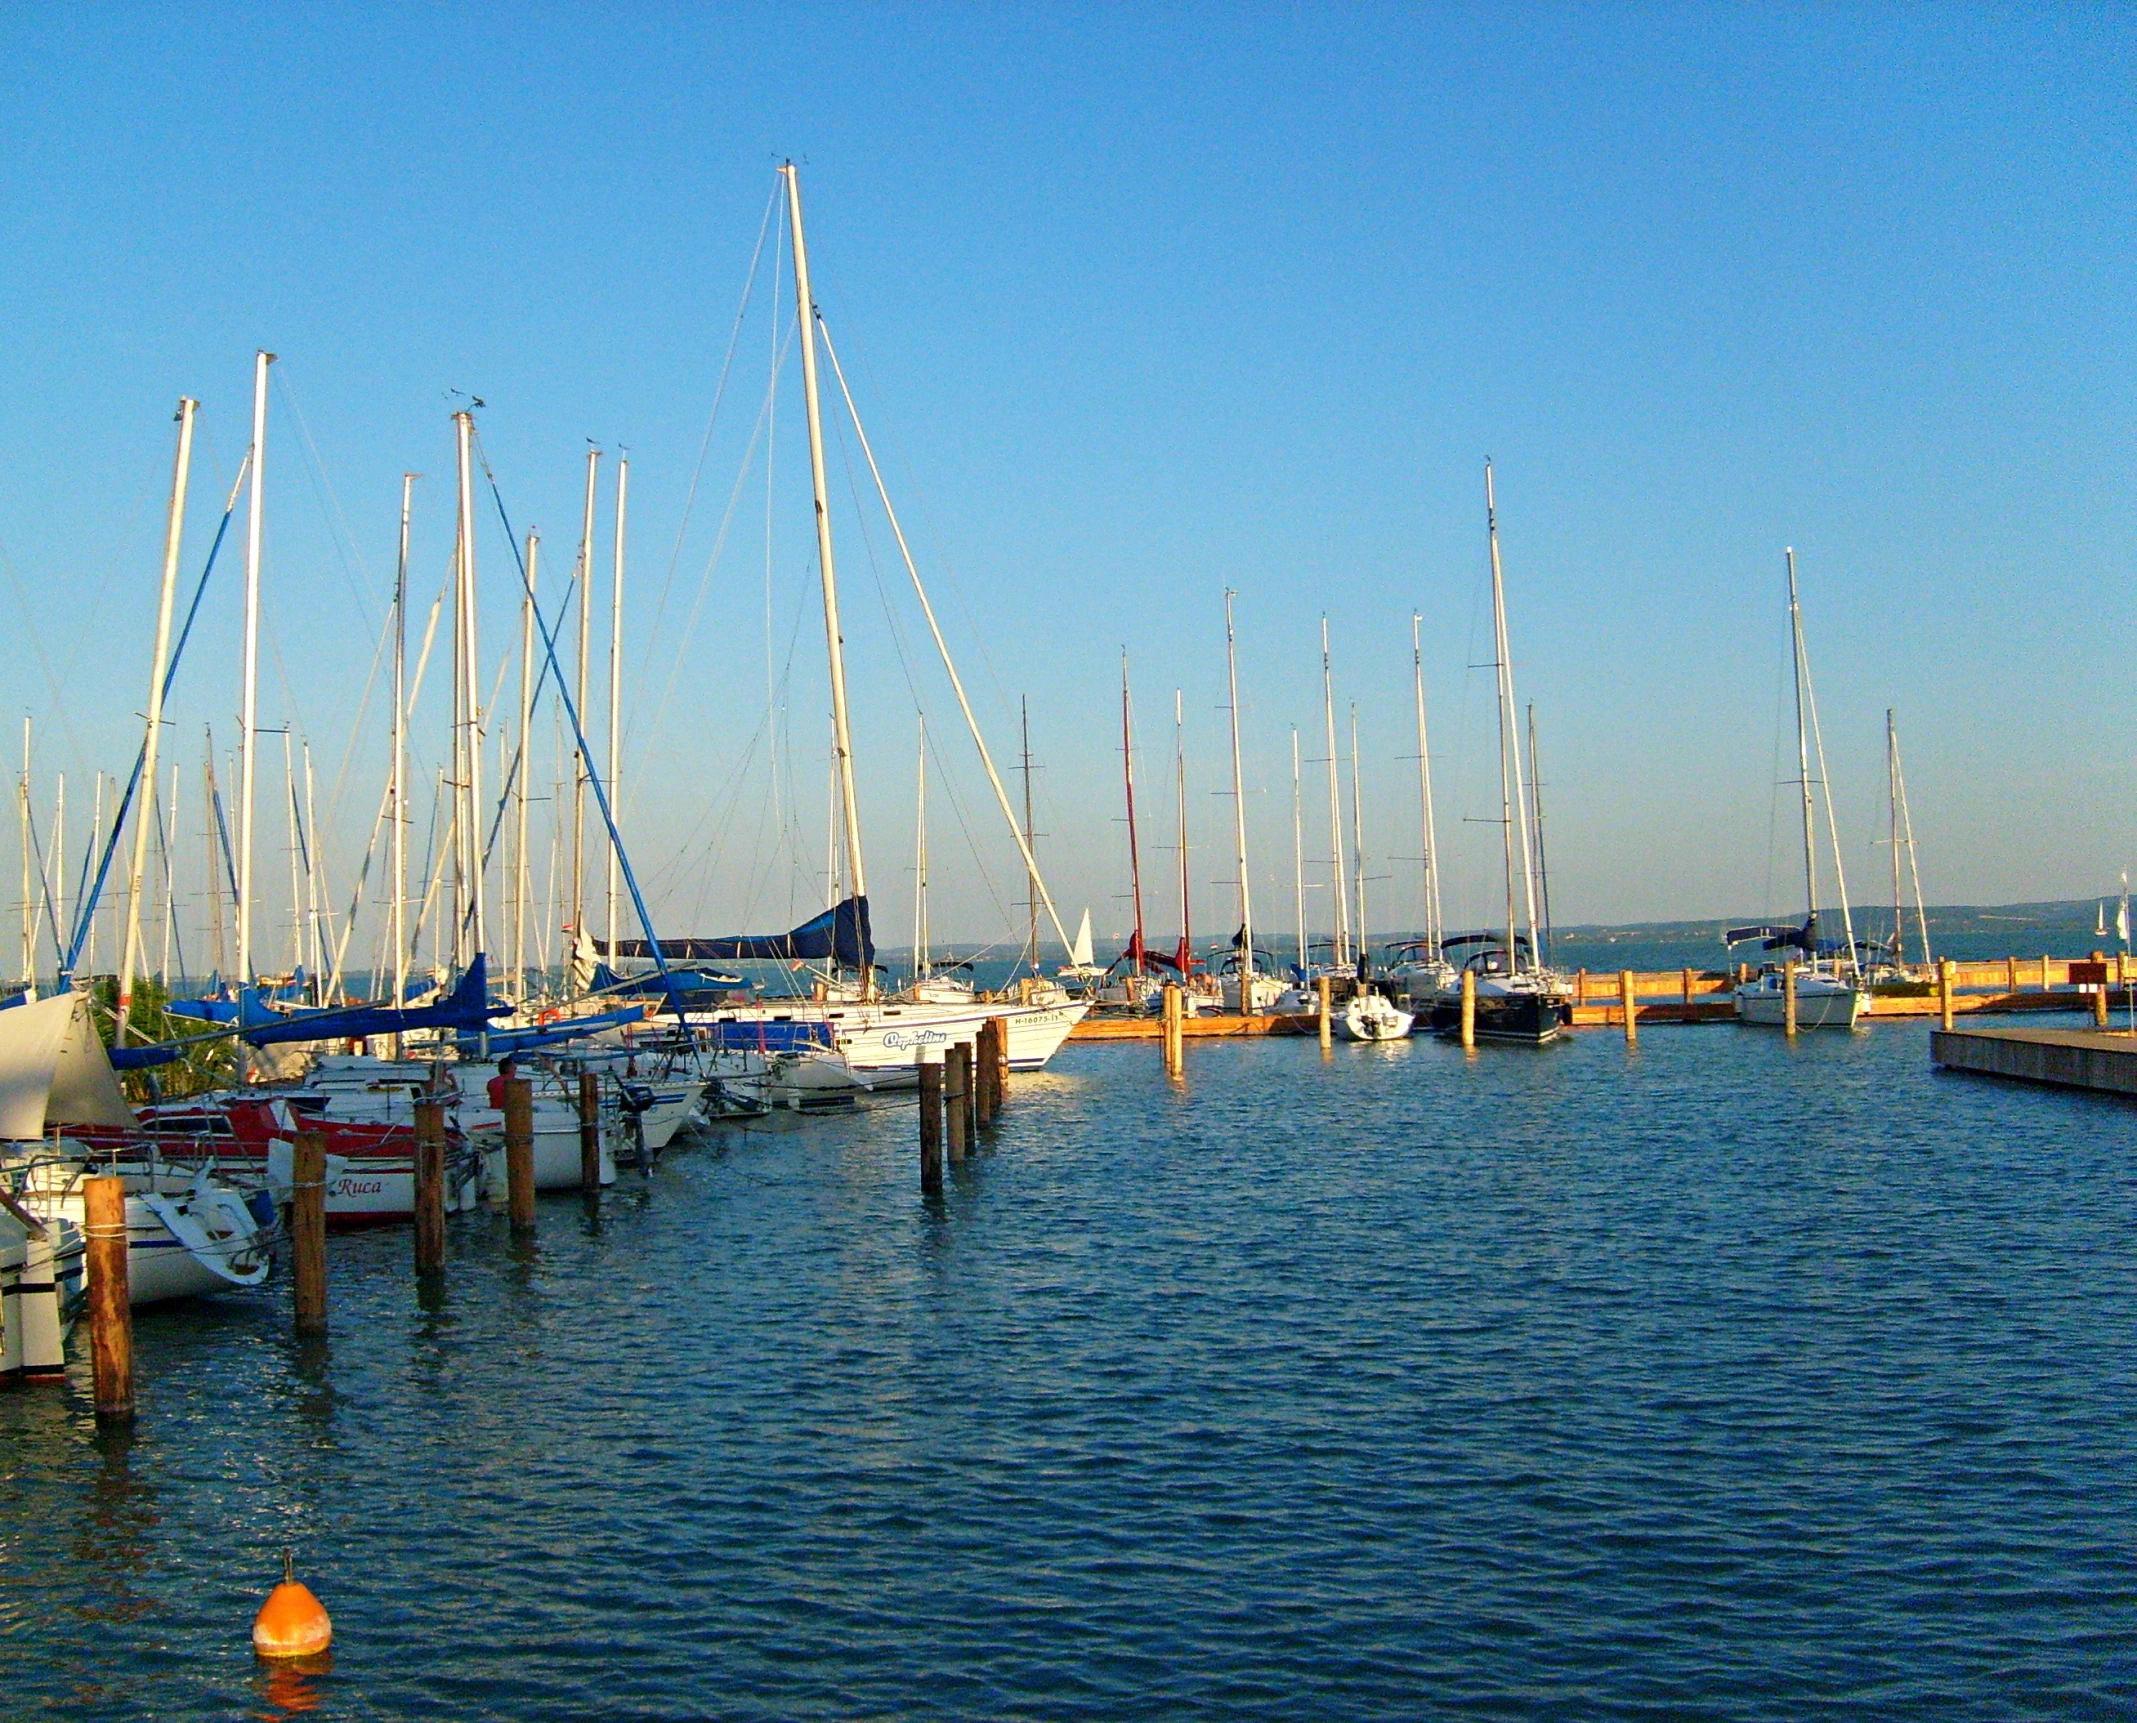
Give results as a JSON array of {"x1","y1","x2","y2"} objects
[
  {"x1": 813, "y1": 312, "x2": 1074, "y2": 952},
  {"x1": 315, "y1": 552, "x2": 397, "y2": 856},
  {"x1": 470, "y1": 428, "x2": 679, "y2": 1000},
  {"x1": 630, "y1": 315, "x2": 797, "y2": 778},
  {"x1": 57, "y1": 460, "x2": 249, "y2": 980},
  {"x1": 833, "y1": 312, "x2": 1020, "y2": 729},
  {"x1": 642, "y1": 180, "x2": 782, "y2": 666},
  {"x1": 1798, "y1": 630, "x2": 1858, "y2": 961},
  {"x1": 0, "y1": 525, "x2": 101, "y2": 779},
  {"x1": 271, "y1": 362, "x2": 379, "y2": 635}
]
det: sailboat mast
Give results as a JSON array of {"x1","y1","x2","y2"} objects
[
  {"x1": 391, "y1": 473, "x2": 412, "y2": 1027},
  {"x1": 782, "y1": 163, "x2": 869, "y2": 993},
  {"x1": 913, "y1": 717, "x2": 928, "y2": 978},
  {"x1": 1291, "y1": 727, "x2": 1306, "y2": 980},
  {"x1": 1785, "y1": 548, "x2": 1820, "y2": 941},
  {"x1": 1485, "y1": 462, "x2": 1521, "y2": 969},
  {"x1": 237, "y1": 351, "x2": 272, "y2": 984},
  {"x1": 570, "y1": 446, "x2": 598, "y2": 945},
  {"x1": 607, "y1": 457, "x2": 626, "y2": 962},
  {"x1": 1886, "y1": 708, "x2": 1902, "y2": 961},
  {"x1": 1320, "y1": 617, "x2": 1349, "y2": 969},
  {"x1": 18, "y1": 719, "x2": 32, "y2": 999},
  {"x1": 516, "y1": 531, "x2": 538, "y2": 1003},
  {"x1": 1175, "y1": 689, "x2": 1191, "y2": 974},
  {"x1": 1022, "y1": 698, "x2": 1038, "y2": 971},
  {"x1": 1411, "y1": 612, "x2": 1442, "y2": 959},
  {"x1": 1121, "y1": 652, "x2": 1147, "y2": 976},
  {"x1": 1891, "y1": 710, "x2": 1932, "y2": 965},
  {"x1": 1526, "y1": 702, "x2": 1554, "y2": 968},
  {"x1": 454, "y1": 409, "x2": 485, "y2": 968},
  {"x1": 117, "y1": 395, "x2": 195, "y2": 1041},
  {"x1": 1349, "y1": 703, "x2": 1366, "y2": 974},
  {"x1": 1225, "y1": 589, "x2": 1254, "y2": 1000}
]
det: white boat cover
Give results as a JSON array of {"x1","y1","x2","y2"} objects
[{"x1": 0, "y1": 993, "x2": 138, "y2": 1139}]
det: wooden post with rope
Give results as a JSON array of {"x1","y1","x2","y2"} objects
[
  {"x1": 503, "y1": 1076, "x2": 537, "y2": 1234},
  {"x1": 414, "y1": 1094, "x2": 446, "y2": 1276},
  {"x1": 291, "y1": 1131, "x2": 327, "y2": 1335},
  {"x1": 919, "y1": 1057, "x2": 943, "y2": 1193},
  {"x1": 83, "y1": 1175, "x2": 133, "y2": 1422},
  {"x1": 578, "y1": 1071, "x2": 602, "y2": 1194},
  {"x1": 946, "y1": 1044, "x2": 970, "y2": 1163}
]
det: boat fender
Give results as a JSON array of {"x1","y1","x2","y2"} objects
[{"x1": 253, "y1": 1550, "x2": 333, "y2": 1657}]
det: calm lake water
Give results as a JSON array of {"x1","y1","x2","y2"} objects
[{"x1": 3, "y1": 1020, "x2": 2134, "y2": 1720}]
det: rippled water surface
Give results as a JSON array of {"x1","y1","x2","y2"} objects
[{"x1": 4, "y1": 1022, "x2": 2135, "y2": 1719}]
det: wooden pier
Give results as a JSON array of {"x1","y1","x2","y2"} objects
[
  {"x1": 1931, "y1": 1025, "x2": 2137, "y2": 1098},
  {"x1": 1067, "y1": 957, "x2": 2135, "y2": 1042}
]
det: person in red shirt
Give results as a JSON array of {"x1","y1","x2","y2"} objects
[{"x1": 485, "y1": 1055, "x2": 517, "y2": 1110}]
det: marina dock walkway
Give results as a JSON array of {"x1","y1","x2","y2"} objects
[{"x1": 1932, "y1": 1025, "x2": 2137, "y2": 1098}]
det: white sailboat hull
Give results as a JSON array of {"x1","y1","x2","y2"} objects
[
  {"x1": 1734, "y1": 979, "x2": 1864, "y2": 1029},
  {"x1": 684, "y1": 999, "x2": 1087, "y2": 1086}
]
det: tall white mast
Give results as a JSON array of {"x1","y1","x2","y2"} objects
[
  {"x1": 454, "y1": 410, "x2": 485, "y2": 967},
  {"x1": 1411, "y1": 612, "x2": 1442, "y2": 959},
  {"x1": 53, "y1": 775, "x2": 65, "y2": 979},
  {"x1": 86, "y1": 775, "x2": 100, "y2": 974},
  {"x1": 1174, "y1": 689, "x2": 1190, "y2": 970},
  {"x1": 117, "y1": 395, "x2": 195, "y2": 1040},
  {"x1": 912, "y1": 717, "x2": 929, "y2": 978},
  {"x1": 391, "y1": 473, "x2": 413, "y2": 1025},
  {"x1": 159, "y1": 761, "x2": 178, "y2": 987},
  {"x1": 237, "y1": 351, "x2": 273, "y2": 985},
  {"x1": 782, "y1": 163, "x2": 869, "y2": 991},
  {"x1": 606, "y1": 457, "x2": 626, "y2": 962},
  {"x1": 19, "y1": 719, "x2": 34, "y2": 1000},
  {"x1": 571, "y1": 446, "x2": 599, "y2": 943},
  {"x1": 303, "y1": 740, "x2": 325, "y2": 995},
  {"x1": 1785, "y1": 548, "x2": 1819, "y2": 945},
  {"x1": 1291, "y1": 726, "x2": 1306, "y2": 980},
  {"x1": 1225, "y1": 589, "x2": 1254, "y2": 1004},
  {"x1": 1886, "y1": 709, "x2": 1903, "y2": 963},
  {"x1": 517, "y1": 530, "x2": 538, "y2": 1002},
  {"x1": 1320, "y1": 616, "x2": 1349, "y2": 970},
  {"x1": 1890, "y1": 709, "x2": 1932, "y2": 965},
  {"x1": 1349, "y1": 702, "x2": 1367, "y2": 972},
  {"x1": 1486, "y1": 462, "x2": 1540, "y2": 970},
  {"x1": 282, "y1": 732, "x2": 301, "y2": 976}
]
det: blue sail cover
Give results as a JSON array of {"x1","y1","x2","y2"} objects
[
  {"x1": 1725, "y1": 919, "x2": 1816, "y2": 954},
  {"x1": 240, "y1": 955, "x2": 506, "y2": 1047},
  {"x1": 599, "y1": 895, "x2": 873, "y2": 975}
]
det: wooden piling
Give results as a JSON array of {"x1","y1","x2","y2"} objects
[
  {"x1": 1460, "y1": 968, "x2": 1476, "y2": 1049},
  {"x1": 1620, "y1": 970, "x2": 1638, "y2": 1045},
  {"x1": 291, "y1": 1130, "x2": 327, "y2": 1335},
  {"x1": 974, "y1": 1019, "x2": 997, "y2": 1127},
  {"x1": 2041, "y1": 953, "x2": 2052, "y2": 992},
  {"x1": 503, "y1": 1076, "x2": 537, "y2": 1233},
  {"x1": 919, "y1": 1057, "x2": 943, "y2": 1193},
  {"x1": 1939, "y1": 957, "x2": 1955, "y2": 1032},
  {"x1": 1161, "y1": 983, "x2": 1184, "y2": 1077},
  {"x1": 1783, "y1": 959, "x2": 1799, "y2": 1038},
  {"x1": 992, "y1": 1013, "x2": 1011, "y2": 1107},
  {"x1": 1316, "y1": 976, "x2": 1333, "y2": 1051},
  {"x1": 413, "y1": 1096, "x2": 446, "y2": 1275},
  {"x1": 577, "y1": 1071, "x2": 601, "y2": 1194},
  {"x1": 82, "y1": 1175, "x2": 133, "y2": 1422},
  {"x1": 946, "y1": 1044, "x2": 970, "y2": 1163},
  {"x1": 1681, "y1": 967, "x2": 1694, "y2": 1006}
]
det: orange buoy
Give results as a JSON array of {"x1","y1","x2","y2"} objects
[{"x1": 253, "y1": 1551, "x2": 333, "y2": 1658}]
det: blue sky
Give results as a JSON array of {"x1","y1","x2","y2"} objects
[{"x1": 1, "y1": 4, "x2": 2131, "y2": 967}]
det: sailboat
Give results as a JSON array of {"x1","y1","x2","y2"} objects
[
  {"x1": 1427, "y1": 463, "x2": 1572, "y2": 1044},
  {"x1": 1058, "y1": 910, "x2": 1104, "y2": 984},
  {"x1": 605, "y1": 164, "x2": 1088, "y2": 1080},
  {"x1": 1726, "y1": 550, "x2": 1866, "y2": 1029}
]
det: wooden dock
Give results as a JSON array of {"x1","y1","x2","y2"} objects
[
  {"x1": 1070, "y1": 1013, "x2": 1311, "y2": 1041},
  {"x1": 1931, "y1": 1025, "x2": 2137, "y2": 1098}
]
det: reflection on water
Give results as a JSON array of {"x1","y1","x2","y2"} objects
[
  {"x1": 253, "y1": 1650, "x2": 333, "y2": 1718},
  {"x1": 2, "y1": 1021, "x2": 2134, "y2": 1720}
]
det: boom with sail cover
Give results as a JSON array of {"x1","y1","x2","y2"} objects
[{"x1": 596, "y1": 895, "x2": 873, "y2": 974}]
